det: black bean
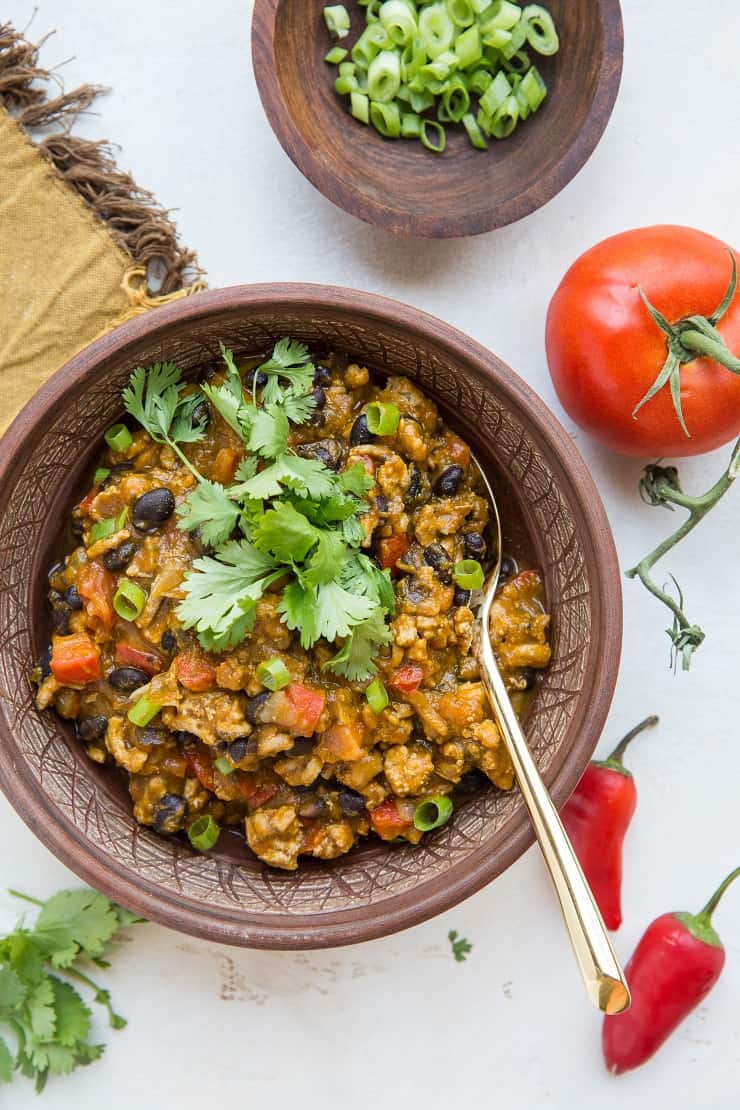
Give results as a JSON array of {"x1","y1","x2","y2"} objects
[
  {"x1": 76, "y1": 715, "x2": 108, "y2": 742},
  {"x1": 401, "y1": 578, "x2": 426, "y2": 605},
  {"x1": 108, "y1": 666, "x2": 150, "y2": 691},
  {"x1": 153, "y1": 794, "x2": 187, "y2": 835},
  {"x1": 62, "y1": 585, "x2": 83, "y2": 611},
  {"x1": 175, "y1": 730, "x2": 199, "y2": 746},
  {"x1": 228, "y1": 738, "x2": 249, "y2": 763},
  {"x1": 314, "y1": 364, "x2": 332, "y2": 386},
  {"x1": 453, "y1": 586, "x2": 471, "y2": 608},
  {"x1": 375, "y1": 494, "x2": 389, "y2": 513},
  {"x1": 50, "y1": 609, "x2": 70, "y2": 635},
  {"x1": 521, "y1": 668, "x2": 538, "y2": 692},
  {"x1": 245, "y1": 690, "x2": 272, "y2": 725},
  {"x1": 424, "y1": 543, "x2": 452, "y2": 584},
  {"x1": 161, "y1": 629, "x2": 177, "y2": 652},
  {"x1": 132, "y1": 488, "x2": 175, "y2": 533},
  {"x1": 245, "y1": 368, "x2": 267, "y2": 390},
  {"x1": 47, "y1": 560, "x2": 65, "y2": 579},
  {"x1": 338, "y1": 789, "x2": 366, "y2": 817},
  {"x1": 102, "y1": 541, "x2": 137, "y2": 572},
  {"x1": 70, "y1": 517, "x2": 84, "y2": 537},
  {"x1": 433, "y1": 465, "x2": 465, "y2": 497},
  {"x1": 406, "y1": 463, "x2": 423, "y2": 500},
  {"x1": 499, "y1": 555, "x2": 517, "y2": 581},
  {"x1": 463, "y1": 532, "x2": 486, "y2": 558},
  {"x1": 296, "y1": 439, "x2": 344, "y2": 471},
  {"x1": 38, "y1": 646, "x2": 52, "y2": 680},
  {"x1": 312, "y1": 386, "x2": 326, "y2": 410},
  {"x1": 110, "y1": 461, "x2": 134, "y2": 474},
  {"x1": 456, "y1": 768, "x2": 489, "y2": 796},
  {"x1": 138, "y1": 727, "x2": 166, "y2": 747},
  {"x1": 193, "y1": 399, "x2": 211, "y2": 428},
  {"x1": 298, "y1": 796, "x2": 327, "y2": 819},
  {"x1": 349, "y1": 413, "x2": 375, "y2": 446}
]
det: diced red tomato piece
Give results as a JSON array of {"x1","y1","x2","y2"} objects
[
  {"x1": 390, "y1": 663, "x2": 424, "y2": 695},
  {"x1": 237, "y1": 777, "x2": 280, "y2": 811},
  {"x1": 77, "y1": 486, "x2": 99, "y2": 514},
  {"x1": 184, "y1": 744, "x2": 216, "y2": 791},
  {"x1": 77, "y1": 562, "x2": 115, "y2": 632},
  {"x1": 285, "y1": 683, "x2": 325, "y2": 735},
  {"x1": 50, "y1": 634, "x2": 101, "y2": 685},
  {"x1": 370, "y1": 797, "x2": 412, "y2": 838},
  {"x1": 377, "y1": 535, "x2": 409, "y2": 574},
  {"x1": 175, "y1": 652, "x2": 217, "y2": 692},
  {"x1": 115, "y1": 642, "x2": 163, "y2": 676},
  {"x1": 212, "y1": 447, "x2": 241, "y2": 485},
  {"x1": 446, "y1": 434, "x2": 471, "y2": 468}
]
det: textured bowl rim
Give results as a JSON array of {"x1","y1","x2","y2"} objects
[
  {"x1": 251, "y1": 0, "x2": 624, "y2": 237},
  {"x1": 0, "y1": 284, "x2": 622, "y2": 948}
]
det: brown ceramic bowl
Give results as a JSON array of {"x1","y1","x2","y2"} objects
[
  {"x1": 251, "y1": 0, "x2": 623, "y2": 237},
  {"x1": 0, "y1": 285, "x2": 621, "y2": 948}
]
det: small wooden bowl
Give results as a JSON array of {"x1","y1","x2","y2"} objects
[
  {"x1": 0, "y1": 285, "x2": 621, "y2": 949},
  {"x1": 252, "y1": 0, "x2": 623, "y2": 237}
]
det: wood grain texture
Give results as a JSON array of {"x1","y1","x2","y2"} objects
[
  {"x1": 0, "y1": 285, "x2": 622, "y2": 948},
  {"x1": 251, "y1": 0, "x2": 624, "y2": 237}
]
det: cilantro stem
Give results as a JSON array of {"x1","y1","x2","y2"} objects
[
  {"x1": 8, "y1": 889, "x2": 44, "y2": 907},
  {"x1": 61, "y1": 967, "x2": 127, "y2": 1029},
  {"x1": 167, "y1": 439, "x2": 206, "y2": 484},
  {"x1": 625, "y1": 438, "x2": 740, "y2": 669}
]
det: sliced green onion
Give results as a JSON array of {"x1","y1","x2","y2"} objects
[
  {"x1": 491, "y1": 92, "x2": 519, "y2": 137},
  {"x1": 338, "y1": 61, "x2": 357, "y2": 77},
  {"x1": 401, "y1": 111, "x2": 422, "y2": 137},
  {"x1": 409, "y1": 87, "x2": 435, "y2": 112},
  {"x1": 324, "y1": 4, "x2": 351, "y2": 39},
  {"x1": 93, "y1": 467, "x2": 111, "y2": 485},
  {"x1": 335, "y1": 74, "x2": 359, "y2": 95},
  {"x1": 482, "y1": 27, "x2": 511, "y2": 48},
  {"x1": 325, "y1": 46, "x2": 349, "y2": 63},
  {"x1": 462, "y1": 111, "x2": 488, "y2": 148},
  {"x1": 522, "y1": 4, "x2": 559, "y2": 54},
  {"x1": 501, "y1": 49, "x2": 530, "y2": 73},
  {"x1": 479, "y1": 69, "x2": 511, "y2": 115},
  {"x1": 188, "y1": 815, "x2": 221, "y2": 852},
  {"x1": 419, "y1": 2, "x2": 455, "y2": 58},
  {"x1": 368, "y1": 49, "x2": 402, "y2": 102},
  {"x1": 500, "y1": 16, "x2": 527, "y2": 58},
  {"x1": 370, "y1": 100, "x2": 401, "y2": 137},
  {"x1": 352, "y1": 23, "x2": 391, "y2": 66},
  {"x1": 364, "y1": 0, "x2": 383, "y2": 18},
  {"x1": 480, "y1": 0, "x2": 522, "y2": 32},
  {"x1": 104, "y1": 424, "x2": 133, "y2": 453},
  {"x1": 413, "y1": 795, "x2": 454, "y2": 831},
  {"x1": 88, "y1": 517, "x2": 117, "y2": 545},
  {"x1": 442, "y1": 76, "x2": 470, "y2": 121},
  {"x1": 401, "y1": 37, "x2": 427, "y2": 82},
  {"x1": 519, "y1": 64, "x2": 547, "y2": 110},
  {"x1": 351, "y1": 91, "x2": 371, "y2": 122},
  {"x1": 453, "y1": 23, "x2": 482, "y2": 67},
  {"x1": 366, "y1": 677, "x2": 389, "y2": 714},
  {"x1": 257, "y1": 657, "x2": 291, "y2": 691},
  {"x1": 446, "y1": 0, "x2": 475, "y2": 28},
  {"x1": 379, "y1": 0, "x2": 418, "y2": 45},
  {"x1": 365, "y1": 401, "x2": 401, "y2": 436},
  {"x1": 420, "y1": 52, "x2": 457, "y2": 81},
  {"x1": 453, "y1": 558, "x2": 484, "y2": 589},
  {"x1": 420, "y1": 119, "x2": 446, "y2": 152},
  {"x1": 214, "y1": 756, "x2": 235, "y2": 775},
  {"x1": 469, "y1": 67, "x2": 493, "y2": 95},
  {"x1": 513, "y1": 82, "x2": 531, "y2": 119},
  {"x1": 113, "y1": 579, "x2": 147, "y2": 621},
  {"x1": 127, "y1": 696, "x2": 161, "y2": 728}
]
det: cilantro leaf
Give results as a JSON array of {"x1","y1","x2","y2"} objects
[
  {"x1": 178, "y1": 481, "x2": 240, "y2": 547},
  {"x1": 34, "y1": 890, "x2": 119, "y2": 965},
  {"x1": 49, "y1": 980, "x2": 91, "y2": 1048},
  {"x1": 305, "y1": 530, "x2": 346, "y2": 586},
  {"x1": 281, "y1": 389, "x2": 317, "y2": 425},
  {"x1": 342, "y1": 554, "x2": 396, "y2": 613},
  {"x1": 26, "y1": 977, "x2": 56, "y2": 1041},
  {"x1": 278, "y1": 581, "x2": 317, "y2": 649},
  {"x1": 177, "y1": 542, "x2": 282, "y2": 652},
  {"x1": 282, "y1": 455, "x2": 337, "y2": 499},
  {"x1": 340, "y1": 463, "x2": 375, "y2": 497},
  {"x1": 0, "y1": 1037, "x2": 13, "y2": 1083},
  {"x1": 448, "y1": 930, "x2": 473, "y2": 962},
  {"x1": 323, "y1": 610, "x2": 393, "y2": 681},
  {"x1": 201, "y1": 381, "x2": 245, "y2": 437},
  {"x1": 313, "y1": 581, "x2": 376, "y2": 643},
  {"x1": 247, "y1": 404, "x2": 290, "y2": 459},
  {"x1": 253, "y1": 502, "x2": 319, "y2": 563},
  {"x1": 122, "y1": 363, "x2": 206, "y2": 449},
  {"x1": 0, "y1": 967, "x2": 27, "y2": 1013},
  {"x1": 258, "y1": 338, "x2": 315, "y2": 405}
]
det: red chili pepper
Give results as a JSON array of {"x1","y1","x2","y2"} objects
[
  {"x1": 561, "y1": 715, "x2": 658, "y2": 930},
  {"x1": 603, "y1": 866, "x2": 740, "y2": 1074}
]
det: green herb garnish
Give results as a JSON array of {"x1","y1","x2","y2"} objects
[
  {"x1": 123, "y1": 340, "x2": 396, "y2": 679},
  {"x1": 0, "y1": 889, "x2": 143, "y2": 1092},
  {"x1": 448, "y1": 929, "x2": 473, "y2": 963}
]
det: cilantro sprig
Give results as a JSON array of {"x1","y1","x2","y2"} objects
[
  {"x1": 0, "y1": 889, "x2": 144, "y2": 1092},
  {"x1": 448, "y1": 929, "x2": 473, "y2": 963},
  {"x1": 122, "y1": 340, "x2": 397, "y2": 679}
]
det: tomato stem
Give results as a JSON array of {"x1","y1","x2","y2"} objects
[{"x1": 625, "y1": 439, "x2": 740, "y2": 670}]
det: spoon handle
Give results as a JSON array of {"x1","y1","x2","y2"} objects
[{"x1": 479, "y1": 629, "x2": 630, "y2": 1015}]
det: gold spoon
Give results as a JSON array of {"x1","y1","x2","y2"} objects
[{"x1": 470, "y1": 453, "x2": 630, "y2": 1016}]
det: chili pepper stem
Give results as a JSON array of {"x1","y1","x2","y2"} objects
[
  {"x1": 604, "y1": 715, "x2": 659, "y2": 768},
  {"x1": 625, "y1": 439, "x2": 740, "y2": 670},
  {"x1": 696, "y1": 866, "x2": 740, "y2": 927}
]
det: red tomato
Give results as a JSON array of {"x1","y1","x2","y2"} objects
[
  {"x1": 115, "y1": 642, "x2": 163, "y2": 676},
  {"x1": 50, "y1": 634, "x2": 101, "y2": 685},
  {"x1": 184, "y1": 744, "x2": 216, "y2": 791},
  {"x1": 285, "y1": 683, "x2": 326, "y2": 735},
  {"x1": 446, "y1": 434, "x2": 471, "y2": 468},
  {"x1": 390, "y1": 664, "x2": 424, "y2": 694},
  {"x1": 377, "y1": 535, "x2": 409, "y2": 574},
  {"x1": 370, "y1": 797, "x2": 412, "y2": 838},
  {"x1": 77, "y1": 562, "x2": 115, "y2": 632},
  {"x1": 546, "y1": 226, "x2": 740, "y2": 457},
  {"x1": 175, "y1": 652, "x2": 216, "y2": 692}
]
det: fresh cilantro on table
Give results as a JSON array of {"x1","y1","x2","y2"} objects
[
  {"x1": 448, "y1": 929, "x2": 473, "y2": 963},
  {"x1": 123, "y1": 339, "x2": 397, "y2": 680},
  {"x1": 0, "y1": 889, "x2": 144, "y2": 1092}
]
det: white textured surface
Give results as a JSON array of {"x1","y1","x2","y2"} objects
[{"x1": 2, "y1": 0, "x2": 740, "y2": 1105}]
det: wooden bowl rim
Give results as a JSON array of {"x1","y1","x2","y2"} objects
[
  {"x1": 251, "y1": 0, "x2": 624, "y2": 237},
  {"x1": 0, "y1": 284, "x2": 622, "y2": 948}
]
